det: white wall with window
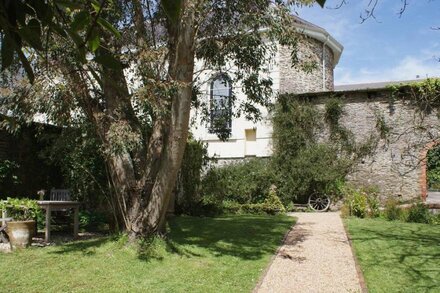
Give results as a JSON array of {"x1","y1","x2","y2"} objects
[
  {"x1": 191, "y1": 17, "x2": 343, "y2": 160},
  {"x1": 191, "y1": 46, "x2": 279, "y2": 159}
]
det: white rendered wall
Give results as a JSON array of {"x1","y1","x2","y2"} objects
[{"x1": 191, "y1": 44, "x2": 280, "y2": 159}]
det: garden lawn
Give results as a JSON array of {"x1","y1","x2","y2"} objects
[
  {"x1": 345, "y1": 218, "x2": 440, "y2": 292},
  {"x1": 0, "y1": 214, "x2": 294, "y2": 293}
]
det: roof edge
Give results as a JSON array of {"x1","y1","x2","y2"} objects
[{"x1": 293, "y1": 24, "x2": 344, "y2": 68}]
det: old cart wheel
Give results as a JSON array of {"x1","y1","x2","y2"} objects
[{"x1": 308, "y1": 194, "x2": 331, "y2": 212}]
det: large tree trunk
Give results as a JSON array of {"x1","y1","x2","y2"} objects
[
  {"x1": 96, "y1": 0, "x2": 197, "y2": 239},
  {"x1": 130, "y1": 0, "x2": 197, "y2": 237}
]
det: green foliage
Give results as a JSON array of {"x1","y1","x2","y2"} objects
[
  {"x1": 175, "y1": 139, "x2": 210, "y2": 215},
  {"x1": 383, "y1": 198, "x2": 404, "y2": 221},
  {"x1": 41, "y1": 125, "x2": 109, "y2": 207},
  {"x1": 341, "y1": 185, "x2": 380, "y2": 218},
  {"x1": 79, "y1": 210, "x2": 109, "y2": 232},
  {"x1": 0, "y1": 0, "x2": 121, "y2": 83},
  {"x1": 138, "y1": 235, "x2": 169, "y2": 261},
  {"x1": 0, "y1": 159, "x2": 20, "y2": 186},
  {"x1": 199, "y1": 159, "x2": 287, "y2": 215},
  {"x1": 0, "y1": 197, "x2": 42, "y2": 221},
  {"x1": 406, "y1": 203, "x2": 432, "y2": 224},
  {"x1": 427, "y1": 146, "x2": 440, "y2": 190},
  {"x1": 271, "y1": 95, "x2": 360, "y2": 203},
  {"x1": 262, "y1": 187, "x2": 286, "y2": 215},
  {"x1": 388, "y1": 78, "x2": 440, "y2": 115},
  {"x1": 324, "y1": 98, "x2": 344, "y2": 130},
  {"x1": 222, "y1": 189, "x2": 286, "y2": 215},
  {"x1": 201, "y1": 158, "x2": 276, "y2": 205},
  {"x1": 375, "y1": 112, "x2": 391, "y2": 140}
]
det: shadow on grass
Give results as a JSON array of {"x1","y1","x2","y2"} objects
[
  {"x1": 348, "y1": 219, "x2": 440, "y2": 292},
  {"x1": 44, "y1": 215, "x2": 294, "y2": 262},
  {"x1": 50, "y1": 237, "x2": 111, "y2": 256},
  {"x1": 160, "y1": 215, "x2": 295, "y2": 261}
]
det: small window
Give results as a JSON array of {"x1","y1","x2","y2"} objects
[
  {"x1": 245, "y1": 129, "x2": 257, "y2": 141},
  {"x1": 210, "y1": 74, "x2": 232, "y2": 132}
]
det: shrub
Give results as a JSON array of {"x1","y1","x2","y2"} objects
[
  {"x1": 220, "y1": 188, "x2": 285, "y2": 216},
  {"x1": 175, "y1": 138, "x2": 210, "y2": 215},
  {"x1": 262, "y1": 187, "x2": 286, "y2": 215},
  {"x1": 431, "y1": 213, "x2": 440, "y2": 225},
  {"x1": 407, "y1": 203, "x2": 432, "y2": 224},
  {"x1": 365, "y1": 187, "x2": 380, "y2": 218},
  {"x1": 201, "y1": 158, "x2": 275, "y2": 205},
  {"x1": 222, "y1": 201, "x2": 242, "y2": 214},
  {"x1": 345, "y1": 190, "x2": 367, "y2": 218},
  {"x1": 270, "y1": 95, "x2": 372, "y2": 204},
  {"x1": 427, "y1": 146, "x2": 440, "y2": 190},
  {"x1": 42, "y1": 125, "x2": 109, "y2": 207},
  {"x1": 383, "y1": 198, "x2": 403, "y2": 221},
  {"x1": 341, "y1": 185, "x2": 380, "y2": 218},
  {"x1": 79, "y1": 210, "x2": 109, "y2": 232}
]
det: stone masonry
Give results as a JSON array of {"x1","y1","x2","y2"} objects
[
  {"x1": 304, "y1": 88, "x2": 439, "y2": 201},
  {"x1": 279, "y1": 36, "x2": 334, "y2": 94}
]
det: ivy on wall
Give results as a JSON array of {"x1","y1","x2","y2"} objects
[{"x1": 271, "y1": 94, "x2": 378, "y2": 203}]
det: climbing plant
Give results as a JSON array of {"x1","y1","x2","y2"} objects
[
  {"x1": 388, "y1": 78, "x2": 440, "y2": 116},
  {"x1": 271, "y1": 94, "x2": 378, "y2": 204},
  {"x1": 427, "y1": 146, "x2": 440, "y2": 190}
]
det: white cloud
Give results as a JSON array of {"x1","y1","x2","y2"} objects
[{"x1": 335, "y1": 54, "x2": 440, "y2": 85}]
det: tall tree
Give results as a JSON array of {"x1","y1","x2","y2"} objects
[{"x1": 0, "y1": 0, "x2": 325, "y2": 239}]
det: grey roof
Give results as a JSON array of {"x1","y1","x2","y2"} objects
[
  {"x1": 334, "y1": 79, "x2": 434, "y2": 92},
  {"x1": 291, "y1": 15, "x2": 324, "y2": 31}
]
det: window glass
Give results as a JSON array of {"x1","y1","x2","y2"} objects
[{"x1": 210, "y1": 75, "x2": 231, "y2": 131}]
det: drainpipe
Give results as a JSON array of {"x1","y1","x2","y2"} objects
[{"x1": 322, "y1": 35, "x2": 330, "y2": 91}]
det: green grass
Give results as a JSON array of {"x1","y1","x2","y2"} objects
[
  {"x1": 345, "y1": 217, "x2": 440, "y2": 292},
  {"x1": 0, "y1": 214, "x2": 294, "y2": 293}
]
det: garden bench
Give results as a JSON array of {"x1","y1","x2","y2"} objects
[{"x1": 50, "y1": 189, "x2": 71, "y2": 201}]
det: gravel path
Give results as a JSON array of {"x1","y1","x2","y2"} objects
[{"x1": 255, "y1": 212, "x2": 362, "y2": 293}]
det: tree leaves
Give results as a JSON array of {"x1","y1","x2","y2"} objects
[
  {"x1": 70, "y1": 11, "x2": 90, "y2": 32},
  {"x1": 94, "y1": 53, "x2": 121, "y2": 70},
  {"x1": 0, "y1": 0, "x2": 123, "y2": 83},
  {"x1": 315, "y1": 0, "x2": 326, "y2": 8},
  {"x1": 161, "y1": 0, "x2": 182, "y2": 24},
  {"x1": 97, "y1": 18, "x2": 121, "y2": 38},
  {"x1": 1, "y1": 34, "x2": 14, "y2": 71},
  {"x1": 18, "y1": 19, "x2": 43, "y2": 51}
]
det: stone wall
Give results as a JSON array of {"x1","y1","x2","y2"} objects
[
  {"x1": 306, "y1": 89, "x2": 439, "y2": 201},
  {"x1": 279, "y1": 37, "x2": 334, "y2": 94}
]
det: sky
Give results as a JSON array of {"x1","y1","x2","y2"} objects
[{"x1": 295, "y1": 0, "x2": 440, "y2": 85}]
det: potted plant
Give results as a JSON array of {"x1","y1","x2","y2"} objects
[{"x1": 0, "y1": 198, "x2": 41, "y2": 248}]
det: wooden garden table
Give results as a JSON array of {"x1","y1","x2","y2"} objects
[{"x1": 37, "y1": 201, "x2": 80, "y2": 243}]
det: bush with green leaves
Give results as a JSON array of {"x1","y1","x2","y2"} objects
[
  {"x1": 79, "y1": 210, "x2": 109, "y2": 232},
  {"x1": 221, "y1": 189, "x2": 285, "y2": 215},
  {"x1": 271, "y1": 95, "x2": 378, "y2": 204},
  {"x1": 201, "y1": 158, "x2": 276, "y2": 206},
  {"x1": 0, "y1": 160, "x2": 20, "y2": 185},
  {"x1": 406, "y1": 203, "x2": 432, "y2": 224},
  {"x1": 427, "y1": 146, "x2": 440, "y2": 190},
  {"x1": 40, "y1": 125, "x2": 110, "y2": 209},
  {"x1": 263, "y1": 187, "x2": 286, "y2": 215},
  {"x1": 341, "y1": 185, "x2": 380, "y2": 218},
  {"x1": 383, "y1": 198, "x2": 404, "y2": 221},
  {"x1": 174, "y1": 139, "x2": 210, "y2": 215},
  {"x1": 0, "y1": 197, "x2": 42, "y2": 221}
]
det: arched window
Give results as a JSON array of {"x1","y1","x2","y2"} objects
[{"x1": 210, "y1": 74, "x2": 232, "y2": 131}]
